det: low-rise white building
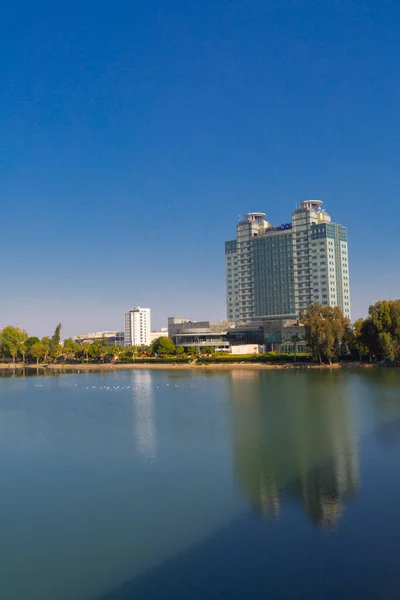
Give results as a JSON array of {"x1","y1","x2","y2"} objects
[
  {"x1": 124, "y1": 307, "x2": 151, "y2": 347},
  {"x1": 230, "y1": 344, "x2": 263, "y2": 355},
  {"x1": 150, "y1": 328, "x2": 168, "y2": 343},
  {"x1": 74, "y1": 331, "x2": 124, "y2": 346}
]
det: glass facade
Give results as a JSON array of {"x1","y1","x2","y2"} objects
[
  {"x1": 225, "y1": 239, "x2": 239, "y2": 320},
  {"x1": 253, "y1": 233, "x2": 295, "y2": 316},
  {"x1": 225, "y1": 240, "x2": 237, "y2": 254}
]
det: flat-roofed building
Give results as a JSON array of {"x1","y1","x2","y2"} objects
[
  {"x1": 124, "y1": 307, "x2": 151, "y2": 347},
  {"x1": 74, "y1": 331, "x2": 125, "y2": 346},
  {"x1": 150, "y1": 328, "x2": 168, "y2": 343},
  {"x1": 168, "y1": 317, "x2": 231, "y2": 351}
]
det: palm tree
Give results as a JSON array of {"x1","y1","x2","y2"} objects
[
  {"x1": 110, "y1": 345, "x2": 121, "y2": 363},
  {"x1": 82, "y1": 342, "x2": 91, "y2": 363},
  {"x1": 99, "y1": 346, "x2": 108, "y2": 363},
  {"x1": 291, "y1": 334, "x2": 301, "y2": 363}
]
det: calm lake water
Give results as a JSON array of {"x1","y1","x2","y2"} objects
[{"x1": 1, "y1": 368, "x2": 400, "y2": 599}]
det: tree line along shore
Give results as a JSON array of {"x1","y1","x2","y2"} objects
[{"x1": 0, "y1": 299, "x2": 399, "y2": 367}]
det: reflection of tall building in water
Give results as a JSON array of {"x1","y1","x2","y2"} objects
[
  {"x1": 298, "y1": 400, "x2": 359, "y2": 529},
  {"x1": 229, "y1": 370, "x2": 281, "y2": 517},
  {"x1": 131, "y1": 371, "x2": 157, "y2": 462},
  {"x1": 230, "y1": 370, "x2": 359, "y2": 530}
]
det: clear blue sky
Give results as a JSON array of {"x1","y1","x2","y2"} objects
[{"x1": 1, "y1": 0, "x2": 399, "y2": 338}]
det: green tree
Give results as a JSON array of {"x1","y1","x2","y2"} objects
[
  {"x1": 200, "y1": 346, "x2": 214, "y2": 356},
  {"x1": 329, "y1": 305, "x2": 350, "y2": 357},
  {"x1": 87, "y1": 343, "x2": 108, "y2": 362},
  {"x1": 321, "y1": 321, "x2": 336, "y2": 365},
  {"x1": 150, "y1": 337, "x2": 175, "y2": 356},
  {"x1": 300, "y1": 304, "x2": 349, "y2": 364},
  {"x1": 361, "y1": 300, "x2": 400, "y2": 362},
  {"x1": 102, "y1": 346, "x2": 120, "y2": 363},
  {"x1": 348, "y1": 318, "x2": 369, "y2": 360},
  {"x1": 175, "y1": 346, "x2": 185, "y2": 356},
  {"x1": 41, "y1": 337, "x2": 51, "y2": 362},
  {"x1": 138, "y1": 344, "x2": 150, "y2": 356},
  {"x1": 118, "y1": 346, "x2": 138, "y2": 363},
  {"x1": 109, "y1": 345, "x2": 121, "y2": 362},
  {"x1": 0, "y1": 326, "x2": 28, "y2": 363},
  {"x1": 378, "y1": 331, "x2": 396, "y2": 362},
  {"x1": 98, "y1": 345, "x2": 108, "y2": 362},
  {"x1": 81, "y1": 342, "x2": 91, "y2": 362},
  {"x1": 50, "y1": 323, "x2": 62, "y2": 359},
  {"x1": 26, "y1": 337, "x2": 40, "y2": 354},
  {"x1": 18, "y1": 341, "x2": 27, "y2": 364},
  {"x1": 29, "y1": 342, "x2": 45, "y2": 365},
  {"x1": 63, "y1": 338, "x2": 80, "y2": 361},
  {"x1": 88, "y1": 343, "x2": 101, "y2": 362},
  {"x1": 300, "y1": 304, "x2": 324, "y2": 364}
]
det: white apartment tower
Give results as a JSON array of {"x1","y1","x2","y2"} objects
[
  {"x1": 292, "y1": 200, "x2": 350, "y2": 317},
  {"x1": 225, "y1": 201, "x2": 351, "y2": 321},
  {"x1": 124, "y1": 307, "x2": 151, "y2": 347}
]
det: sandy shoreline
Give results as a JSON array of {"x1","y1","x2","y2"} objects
[{"x1": 0, "y1": 362, "x2": 376, "y2": 371}]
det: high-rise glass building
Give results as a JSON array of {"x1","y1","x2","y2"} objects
[{"x1": 225, "y1": 200, "x2": 350, "y2": 321}]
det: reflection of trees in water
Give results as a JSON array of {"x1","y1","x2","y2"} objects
[
  {"x1": 361, "y1": 370, "x2": 400, "y2": 446},
  {"x1": 230, "y1": 370, "x2": 359, "y2": 530},
  {"x1": 0, "y1": 368, "x2": 59, "y2": 378}
]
